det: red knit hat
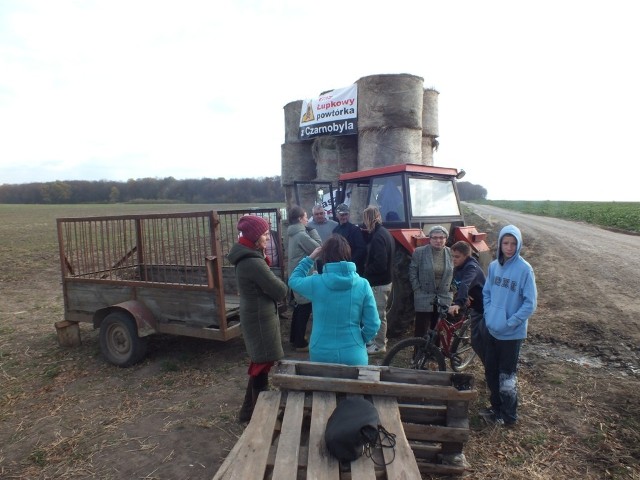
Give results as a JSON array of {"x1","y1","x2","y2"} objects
[{"x1": 237, "y1": 215, "x2": 270, "y2": 243}]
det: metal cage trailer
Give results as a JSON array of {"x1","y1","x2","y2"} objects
[{"x1": 55, "y1": 208, "x2": 285, "y2": 367}]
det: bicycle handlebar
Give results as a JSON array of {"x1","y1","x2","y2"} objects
[{"x1": 432, "y1": 299, "x2": 468, "y2": 321}]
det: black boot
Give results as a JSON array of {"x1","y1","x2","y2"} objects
[
  {"x1": 238, "y1": 377, "x2": 254, "y2": 423},
  {"x1": 252, "y1": 373, "x2": 269, "y2": 404}
]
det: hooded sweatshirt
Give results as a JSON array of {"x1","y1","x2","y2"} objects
[
  {"x1": 288, "y1": 256, "x2": 380, "y2": 365},
  {"x1": 482, "y1": 225, "x2": 537, "y2": 340}
]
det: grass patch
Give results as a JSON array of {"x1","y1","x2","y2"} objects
[
  {"x1": 29, "y1": 448, "x2": 48, "y2": 467},
  {"x1": 506, "y1": 454, "x2": 526, "y2": 467},
  {"x1": 548, "y1": 376, "x2": 564, "y2": 385},
  {"x1": 161, "y1": 360, "x2": 181, "y2": 373},
  {"x1": 42, "y1": 365, "x2": 61, "y2": 379},
  {"x1": 474, "y1": 200, "x2": 640, "y2": 233},
  {"x1": 520, "y1": 431, "x2": 547, "y2": 448}
]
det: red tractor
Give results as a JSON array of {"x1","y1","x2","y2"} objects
[{"x1": 294, "y1": 163, "x2": 490, "y2": 337}]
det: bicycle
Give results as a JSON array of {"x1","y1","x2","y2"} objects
[{"x1": 381, "y1": 301, "x2": 476, "y2": 372}]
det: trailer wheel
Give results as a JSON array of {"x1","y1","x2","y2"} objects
[
  {"x1": 386, "y1": 247, "x2": 415, "y2": 338},
  {"x1": 99, "y1": 312, "x2": 148, "y2": 367}
]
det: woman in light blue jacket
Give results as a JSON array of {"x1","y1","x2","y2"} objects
[{"x1": 288, "y1": 234, "x2": 380, "y2": 366}]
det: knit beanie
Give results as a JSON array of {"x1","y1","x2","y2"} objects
[
  {"x1": 428, "y1": 225, "x2": 448, "y2": 237},
  {"x1": 237, "y1": 215, "x2": 269, "y2": 243}
]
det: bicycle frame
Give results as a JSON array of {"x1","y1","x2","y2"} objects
[
  {"x1": 433, "y1": 305, "x2": 469, "y2": 360},
  {"x1": 382, "y1": 302, "x2": 475, "y2": 372}
]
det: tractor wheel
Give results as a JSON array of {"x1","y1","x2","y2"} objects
[
  {"x1": 386, "y1": 247, "x2": 415, "y2": 338},
  {"x1": 99, "y1": 311, "x2": 148, "y2": 367}
]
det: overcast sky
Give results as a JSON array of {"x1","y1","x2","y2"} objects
[{"x1": 1, "y1": 1, "x2": 638, "y2": 201}]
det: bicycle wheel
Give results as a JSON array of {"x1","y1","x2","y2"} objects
[
  {"x1": 449, "y1": 318, "x2": 476, "y2": 372},
  {"x1": 382, "y1": 337, "x2": 447, "y2": 371}
]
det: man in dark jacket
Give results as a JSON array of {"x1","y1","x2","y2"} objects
[
  {"x1": 332, "y1": 203, "x2": 367, "y2": 275},
  {"x1": 449, "y1": 241, "x2": 486, "y2": 364},
  {"x1": 362, "y1": 205, "x2": 394, "y2": 355}
]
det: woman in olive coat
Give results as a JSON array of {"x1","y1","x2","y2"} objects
[{"x1": 228, "y1": 215, "x2": 288, "y2": 422}]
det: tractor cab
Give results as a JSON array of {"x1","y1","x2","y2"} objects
[
  {"x1": 337, "y1": 163, "x2": 464, "y2": 226},
  {"x1": 294, "y1": 163, "x2": 485, "y2": 255}
]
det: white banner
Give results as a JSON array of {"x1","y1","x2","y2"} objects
[
  {"x1": 319, "y1": 188, "x2": 352, "y2": 217},
  {"x1": 298, "y1": 84, "x2": 358, "y2": 140}
]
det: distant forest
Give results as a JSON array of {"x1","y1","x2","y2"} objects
[{"x1": 0, "y1": 177, "x2": 487, "y2": 204}]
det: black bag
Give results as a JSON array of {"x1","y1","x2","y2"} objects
[{"x1": 324, "y1": 397, "x2": 396, "y2": 463}]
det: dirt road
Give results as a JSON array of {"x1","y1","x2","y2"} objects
[
  {"x1": 465, "y1": 202, "x2": 640, "y2": 373},
  {"x1": 455, "y1": 204, "x2": 640, "y2": 479}
]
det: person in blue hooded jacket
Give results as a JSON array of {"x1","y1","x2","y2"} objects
[
  {"x1": 288, "y1": 234, "x2": 380, "y2": 366},
  {"x1": 481, "y1": 224, "x2": 537, "y2": 426}
]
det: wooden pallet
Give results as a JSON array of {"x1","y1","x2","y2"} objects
[
  {"x1": 271, "y1": 360, "x2": 476, "y2": 476},
  {"x1": 213, "y1": 389, "x2": 421, "y2": 480}
]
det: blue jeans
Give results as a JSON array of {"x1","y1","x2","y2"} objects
[{"x1": 484, "y1": 334, "x2": 522, "y2": 424}]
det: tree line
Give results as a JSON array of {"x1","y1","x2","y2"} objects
[
  {"x1": 0, "y1": 177, "x2": 486, "y2": 204},
  {"x1": 0, "y1": 177, "x2": 284, "y2": 204}
]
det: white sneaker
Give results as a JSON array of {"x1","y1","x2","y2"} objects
[{"x1": 367, "y1": 344, "x2": 386, "y2": 355}]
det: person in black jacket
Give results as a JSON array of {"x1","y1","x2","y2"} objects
[
  {"x1": 332, "y1": 203, "x2": 367, "y2": 275},
  {"x1": 449, "y1": 241, "x2": 487, "y2": 364},
  {"x1": 361, "y1": 205, "x2": 395, "y2": 355}
]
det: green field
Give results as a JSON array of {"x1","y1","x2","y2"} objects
[
  {"x1": 475, "y1": 200, "x2": 640, "y2": 233},
  {"x1": 0, "y1": 203, "x2": 285, "y2": 283}
]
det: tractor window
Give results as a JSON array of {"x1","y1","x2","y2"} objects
[
  {"x1": 409, "y1": 178, "x2": 460, "y2": 217},
  {"x1": 372, "y1": 175, "x2": 406, "y2": 222}
]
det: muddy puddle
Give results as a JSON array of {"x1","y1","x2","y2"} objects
[{"x1": 522, "y1": 341, "x2": 639, "y2": 377}]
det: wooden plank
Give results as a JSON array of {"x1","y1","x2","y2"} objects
[
  {"x1": 212, "y1": 429, "x2": 247, "y2": 480},
  {"x1": 272, "y1": 373, "x2": 476, "y2": 401},
  {"x1": 357, "y1": 368, "x2": 380, "y2": 382},
  {"x1": 277, "y1": 360, "x2": 359, "y2": 380},
  {"x1": 307, "y1": 391, "x2": 339, "y2": 480},
  {"x1": 415, "y1": 459, "x2": 466, "y2": 475},
  {"x1": 268, "y1": 445, "x2": 309, "y2": 469},
  {"x1": 402, "y1": 422, "x2": 470, "y2": 443},
  {"x1": 66, "y1": 282, "x2": 227, "y2": 328},
  {"x1": 350, "y1": 454, "x2": 377, "y2": 479},
  {"x1": 222, "y1": 390, "x2": 282, "y2": 480},
  {"x1": 372, "y1": 396, "x2": 422, "y2": 480},
  {"x1": 409, "y1": 442, "x2": 441, "y2": 460},
  {"x1": 277, "y1": 359, "x2": 475, "y2": 388},
  {"x1": 155, "y1": 322, "x2": 241, "y2": 341},
  {"x1": 66, "y1": 283, "x2": 133, "y2": 312},
  {"x1": 398, "y1": 404, "x2": 447, "y2": 425},
  {"x1": 440, "y1": 441, "x2": 465, "y2": 455},
  {"x1": 271, "y1": 391, "x2": 305, "y2": 479},
  {"x1": 446, "y1": 400, "x2": 470, "y2": 429},
  {"x1": 380, "y1": 366, "x2": 462, "y2": 387},
  {"x1": 138, "y1": 288, "x2": 220, "y2": 327},
  {"x1": 54, "y1": 320, "x2": 81, "y2": 347},
  {"x1": 274, "y1": 362, "x2": 298, "y2": 376}
]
